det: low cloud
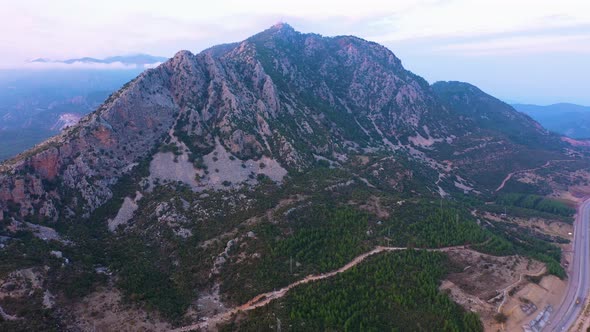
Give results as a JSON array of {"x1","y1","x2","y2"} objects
[
  {"x1": 436, "y1": 33, "x2": 590, "y2": 56},
  {"x1": 14, "y1": 61, "x2": 162, "y2": 70},
  {"x1": 143, "y1": 62, "x2": 163, "y2": 69}
]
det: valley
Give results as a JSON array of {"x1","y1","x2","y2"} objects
[{"x1": 513, "y1": 103, "x2": 590, "y2": 139}]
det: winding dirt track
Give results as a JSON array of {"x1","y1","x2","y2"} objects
[
  {"x1": 495, "y1": 160, "x2": 575, "y2": 192},
  {"x1": 496, "y1": 265, "x2": 546, "y2": 314},
  {"x1": 0, "y1": 305, "x2": 20, "y2": 321},
  {"x1": 173, "y1": 245, "x2": 467, "y2": 332}
]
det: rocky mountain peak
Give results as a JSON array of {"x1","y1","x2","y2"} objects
[
  {"x1": 0, "y1": 24, "x2": 574, "y2": 225},
  {"x1": 268, "y1": 22, "x2": 296, "y2": 33},
  {"x1": 170, "y1": 49, "x2": 194, "y2": 64}
]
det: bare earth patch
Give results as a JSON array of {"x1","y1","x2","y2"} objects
[
  {"x1": 69, "y1": 287, "x2": 171, "y2": 332},
  {"x1": 571, "y1": 296, "x2": 590, "y2": 332},
  {"x1": 484, "y1": 212, "x2": 573, "y2": 241},
  {"x1": 502, "y1": 275, "x2": 566, "y2": 332},
  {"x1": 201, "y1": 140, "x2": 287, "y2": 189},
  {"x1": 148, "y1": 139, "x2": 287, "y2": 191},
  {"x1": 440, "y1": 249, "x2": 545, "y2": 331},
  {"x1": 108, "y1": 191, "x2": 143, "y2": 231},
  {"x1": 149, "y1": 151, "x2": 201, "y2": 189},
  {"x1": 356, "y1": 195, "x2": 390, "y2": 219}
]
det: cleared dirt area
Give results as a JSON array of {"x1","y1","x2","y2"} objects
[
  {"x1": 0, "y1": 267, "x2": 45, "y2": 299},
  {"x1": 483, "y1": 212, "x2": 573, "y2": 241},
  {"x1": 558, "y1": 183, "x2": 590, "y2": 202},
  {"x1": 69, "y1": 288, "x2": 171, "y2": 332},
  {"x1": 356, "y1": 195, "x2": 390, "y2": 219},
  {"x1": 440, "y1": 249, "x2": 546, "y2": 331},
  {"x1": 502, "y1": 275, "x2": 567, "y2": 331},
  {"x1": 571, "y1": 297, "x2": 590, "y2": 332},
  {"x1": 516, "y1": 216, "x2": 572, "y2": 241}
]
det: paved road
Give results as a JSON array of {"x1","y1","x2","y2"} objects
[{"x1": 542, "y1": 198, "x2": 590, "y2": 331}]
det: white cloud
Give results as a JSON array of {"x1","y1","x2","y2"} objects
[
  {"x1": 436, "y1": 34, "x2": 590, "y2": 56},
  {"x1": 366, "y1": 0, "x2": 590, "y2": 42},
  {"x1": 143, "y1": 62, "x2": 163, "y2": 69},
  {"x1": 7, "y1": 61, "x2": 150, "y2": 70},
  {"x1": 2, "y1": 0, "x2": 589, "y2": 66}
]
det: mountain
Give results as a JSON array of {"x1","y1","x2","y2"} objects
[
  {"x1": 513, "y1": 103, "x2": 590, "y2": 139},
  {"x1": 0, "y1": 23, "x2": 587, "y2": 331},
  {"x1": 30, "y1": 54, "x2": 168, "y2": 67},
  {"x1": 432, "y1": 82, "x2": 567, "y2": 188}
]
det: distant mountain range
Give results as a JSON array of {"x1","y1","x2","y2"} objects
[
  {"x1": 29, "y1": 54, "x2": 168, "y2": 67},
  {"x1": 512, "y1": 103, "x2": 590, "y2": 139}
]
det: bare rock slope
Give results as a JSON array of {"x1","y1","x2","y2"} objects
[{"x1": 0, "y1": 24, "x2": 570, "y2": 223}]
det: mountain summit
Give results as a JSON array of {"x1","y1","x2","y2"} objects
[
  {"x1": 0, "y1": 24, "x2": 566, "y2": 221},
  {"x1": 0, "y1": 24, "x2": 587, "y2": 331}
]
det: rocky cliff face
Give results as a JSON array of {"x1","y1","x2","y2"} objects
[
  {"x1": 0, "y1": 23, "x2": 576, "y2": 222},
  {"x1": 0, "y1": 63, "x2": 178, "y2": 220}
]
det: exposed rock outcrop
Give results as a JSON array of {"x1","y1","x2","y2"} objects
[{"x1": 0, "y1": 23, "x2": 569, "y2": 225}]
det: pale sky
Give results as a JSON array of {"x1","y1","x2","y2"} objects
[{"x1": 1, "y1": 0, "x2": 590, "y2": 104}]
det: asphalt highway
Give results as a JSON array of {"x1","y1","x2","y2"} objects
[{"x1": 542, "y1": 198, "x2": 590, "y2": 331}]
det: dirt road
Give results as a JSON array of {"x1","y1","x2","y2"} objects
[
  {"x1": 173, "y1": 245, "x2": 467, "y2": 332},
  {"x1": 495, "y1": 160, "x2": 574, "y2": 192}
]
